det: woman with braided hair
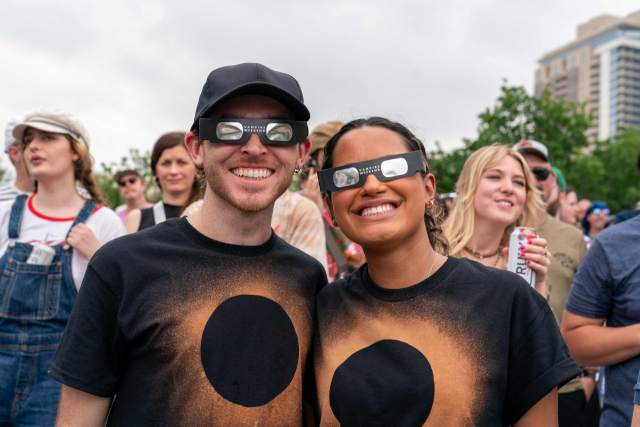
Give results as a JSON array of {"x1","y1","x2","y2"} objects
[
  {"x1": 0, "y1": 108, "x2": 125, "y2": 426},
  {"x1": 312, "y1": 117, "x2": 579, "y2": 426}
]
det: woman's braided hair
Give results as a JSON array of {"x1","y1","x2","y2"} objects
[{"x1": 322, "y1": 117, "x2": 450, "y2": 255}]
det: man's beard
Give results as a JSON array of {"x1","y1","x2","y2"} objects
[{"x1": 204, "y1": 160, "x2": 294, "y2": 213}]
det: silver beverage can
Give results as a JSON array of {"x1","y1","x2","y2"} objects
[
  {"x1": 506, "y1": 227, "x2": 537, "y2": 287},
  {"x1": 26, "y1": 242, "x2": 56, "y2": 265}
]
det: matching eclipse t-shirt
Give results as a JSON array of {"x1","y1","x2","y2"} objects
[
  {"x1": 50, "y1": 217, "x2": 327, "y2": 426},
  {"x1": 313, "y1": 256, "x2": 581, "y2": 426}
]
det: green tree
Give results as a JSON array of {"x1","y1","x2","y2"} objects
[
  {"x1": 565, "y1": 127, "x2": 640, "y2": 213},
  {"x1": 430, "y1": 81, "x2": 592, "y2": 193}
]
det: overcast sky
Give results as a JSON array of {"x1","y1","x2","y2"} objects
[{"x1": 1, "y1": 0, "x2": 638, "y2": 171}]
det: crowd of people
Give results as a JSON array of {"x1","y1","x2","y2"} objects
[{"x1": 0, "y1": 62, "x2": 639, "y2": 427}]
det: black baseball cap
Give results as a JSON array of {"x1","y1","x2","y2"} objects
[{"x1": 191, "y1": 63, "x2": 310, "y2": 130}]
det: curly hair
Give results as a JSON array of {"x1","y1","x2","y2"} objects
[{"x1": 322, "y1": 117, "x2": 449, "y2": 255}]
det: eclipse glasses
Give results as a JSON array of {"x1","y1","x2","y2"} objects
[
  {"x1": 318, "y1": 151, "x2": 427, "y2": 193},
  {"x1": 199, "y1": 118, "x2": 308, "y2": 145}
]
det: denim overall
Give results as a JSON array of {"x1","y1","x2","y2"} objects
[{"x1": 0, "y1": 195, "x2": 96, "y2": 427}]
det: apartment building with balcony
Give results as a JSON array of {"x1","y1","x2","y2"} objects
[{"x1": 535, "y1": 10, "x2": 640, "y2": 141}]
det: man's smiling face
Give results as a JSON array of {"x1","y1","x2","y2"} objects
[{"x1": 200, "y1": 94, "x2": 305, "y2": 213}]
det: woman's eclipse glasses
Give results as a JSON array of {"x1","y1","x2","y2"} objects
[
  {"x1": 199, "y1": 118, "x2": 308, "y2": 145},
  {"x1": 318, "y1": 151, "x2": 427, "y2": 193}
]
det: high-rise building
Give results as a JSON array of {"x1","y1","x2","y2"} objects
[{"x1": 535, "y1": 10, "x2": 640, "y2": 141}]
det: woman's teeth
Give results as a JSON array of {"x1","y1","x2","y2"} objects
[
  {"x1": 497, "y1": 201, "x2": 513, "y2": 207},
  {"x1": 360, "y1": 204, "x2": 395, "y2": 216},
  {"x1": 232, "y1": 168, "x2": 273, "y2": 179}
]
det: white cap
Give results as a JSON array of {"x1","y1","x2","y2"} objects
[
  {"x1": 13, "y1": 108, "x2": 90, "y2": 149},
  {"x1": 4, "y1": 116, "x2": 24, "y2": 152},
  {"x1": 513, "y1": 140, "x2": 552, "y2": 165}
]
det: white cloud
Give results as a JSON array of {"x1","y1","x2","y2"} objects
[{"x1": 1, "y1": 0, "x2": 638, "y2": 169}]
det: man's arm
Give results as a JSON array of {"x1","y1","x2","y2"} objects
[
  {"x1": 513, "y1": 387, "x2": 558, "y2": 427},
  {"x1": 561, "y1": 310, "x2": 640, "y2": 366},
  {"x1": 633, "y1": 405, "x2": 640, "y2": 427},
  {"x1": 55, "y1": 385, "x2": 112, "y2": 427}
]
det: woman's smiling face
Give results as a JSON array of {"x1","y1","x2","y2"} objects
[{"x1": 327, "y1": 126, "x2": 435, "y2": 249}]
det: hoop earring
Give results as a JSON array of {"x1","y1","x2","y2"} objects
[
  {"x1": 332, "y1": 218, "x2": 338, "y2": 227},
  {"x1": 426, "y1": 198, "x2": 434, "y2": 209},
  {"x1": 295, "y1": 165, "x2": 301, "y2": 173}
]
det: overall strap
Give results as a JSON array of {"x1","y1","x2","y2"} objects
[
  {"x1": 153, "y1": 201, "x2": 166, "y2": 225},
  {"x1": 8, "y1": 195, "x2": 28, "y2": 239},
  {"x1": 66, "y1": 200, "x2": 98, "y2": 238}
]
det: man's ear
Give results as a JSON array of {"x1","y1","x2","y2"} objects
[
  {"x1": 297, "y1": 137, "x2": 311, "y2": 169},
  {"x1": 185, "y1": 132, "x2": 204, "y2": 167},
  {"x1": 6, "y1": 145, "x2": 21, "y2": 166}
]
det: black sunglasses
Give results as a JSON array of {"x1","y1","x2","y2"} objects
[
  {"x1": 532, "y1": 166, "x2": 552, "y2": 181},
  {"x1": 118, "y1": 177, "x2": 138, "y2": 187}
]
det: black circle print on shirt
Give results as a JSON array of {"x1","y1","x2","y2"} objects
[
  {"x1": 200, "y1": 295, "x2": 299, "y2": 407},
  {"x1": 329, "y1": 339, "x2": 434, "y2": 427}
]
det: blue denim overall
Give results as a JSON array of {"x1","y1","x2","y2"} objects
[{"x1": 0, "y1": 195, "x2": 96, "y2": 427}]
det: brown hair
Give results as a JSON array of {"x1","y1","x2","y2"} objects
[
  {"x1": 151, "y1": 132, "x2": 203, "y2": 214},
  {"x1": 322, "y1": 117, "x2": 450, "y2": 255}
]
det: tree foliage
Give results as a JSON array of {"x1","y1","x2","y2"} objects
[{"x1": 429, "y1": 80, "x2": 640, "y2": 212}]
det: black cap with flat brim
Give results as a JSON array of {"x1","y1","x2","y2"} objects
[{"x1": 191, "y1": 63, "x2": 310, "y2": 130}]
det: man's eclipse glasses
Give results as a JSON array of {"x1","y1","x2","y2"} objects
[
  {"x1": 318, "y1": 151, "x2": 427, "y2": 193},
  {"x1": 199, "y1": 118, "x2": 308, "y2": 145}
]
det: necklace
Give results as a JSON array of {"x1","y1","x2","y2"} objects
[
  {"x1": 463, "y1": 246, "x2": 501, "y2": 259},
  {"x1": 427, "y1": 253, "x2": 439, "y2": 278}
]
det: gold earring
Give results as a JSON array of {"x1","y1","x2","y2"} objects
[{"x1": 332, "y1": 218, "x2": 338, "y2": 227}]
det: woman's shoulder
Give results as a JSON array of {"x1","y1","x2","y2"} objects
[
  {"x1": 86, "y1": 205, "x2": 126, "y2": 236},
  {"x1": 317, "y1": 265, "x2": 366, "y2": 303}
]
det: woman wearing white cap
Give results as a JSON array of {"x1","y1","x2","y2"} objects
[{"x1": 0, "y1": 108, "x2": 125, "y2": 426}]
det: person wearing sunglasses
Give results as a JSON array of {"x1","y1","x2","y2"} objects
[
  {"x1": 49, "y1": 64, "x2": 326, "y2": 426},
  {"x1": 581, "y1": 201, "x2": 610, "y2": 248},
  {"x1": 313, "y1": 118, "x2": 580, "y2": 426},
  {"x1": 113, "y1": 169, "x2": 152, "y2": 223},
  {"x1": 514, "y1": 140, "x2": 598, "y2": 427}
]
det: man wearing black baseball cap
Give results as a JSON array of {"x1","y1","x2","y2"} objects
[{"x1": 51, "y1": 64, "x2": 327, "y2": 426}]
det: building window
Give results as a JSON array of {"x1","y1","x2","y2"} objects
[
  {"x1": 581, "y1": 51, "x2": 587, "y2": 64},
  {"x1": 570, "y1": 56, "x2": 576, "y2": 68}
]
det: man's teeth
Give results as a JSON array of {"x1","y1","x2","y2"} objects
[
  {"x1": 498, "y1": 201, "x2": 513, "y2": 207},
  {"x1": 360, "y1": 204, "x2": 395, "y2": 216},
  {"x1": 232, "y1": 168, "x2": 273, "y2": 179}
]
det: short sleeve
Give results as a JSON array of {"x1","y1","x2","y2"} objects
[
  {"x1": 49, "y1": 261, "x2": 123, "y2": 397},
  {"x1": 634, "y1": 370, "x2": 640, "y2": 404},
  {"x1": 504, "y1": 286, "x2": 582, "y2": 424},
  {"x1": 565, "y1": 238, "x2": 613, "y2": 319},
  {"x1": 92, "y1": 208, "x2": 127, "y2": 244},
  {"x1": 287, "y1": 198, "x2": 328, "y2": 275}
]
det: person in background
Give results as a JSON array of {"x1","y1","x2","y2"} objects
[
  {"x1": 514, "y1": 139, "x2": 598, "y2": 427},
  {"x1": 302, "y1": 121, "x2": 365, "y2": 281},
  {"x1": 558, "y1": 186, "x2": 580, "y2": 226},
  {"x1": 577, "y1": 199, "x2": 591, "y2": 230},
  {"x1": 271, "y1": 188, "x2": 328, "y2": 274},
  {"x1": 439, "y1": 192, "x2": 457, "y2": 217},
  {"x1": 0, "y1": 116, "x2": 34, "y2": 202},
  {"x1": 124, "y1": 132, "x2": 202, "y2": 232},
  {"x1": 562, "y1": 202, "x2": 640, "y2": 426},
  {"x1": 113, "y1": 169, "x2": 152, "y2": 222},
  {"x1": 0, "y1": 108, "x2": 125, "y2": 426},
  {"x1": 443, "y1": 144, "x2": 550, "y2": 297},
  {"x1": 314, "y1": 117, "x2": 580, "y2": 426},
  {"x1": 581, "y1": 201, "x2": 609, "y2": 249}
]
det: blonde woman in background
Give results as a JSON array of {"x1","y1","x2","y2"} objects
[{"x1": 443, "y1": 143, "x2": 551, "y2": 297}]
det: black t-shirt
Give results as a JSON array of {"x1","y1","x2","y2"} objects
[
  {"x1": 314, "y1": 257, "x2": 580, "y2": 426},
  {"x1": 138, "y1": 203, "x2": 182, "y2": 231},
  {"x1": 50, "y1": 217, "x2": 327, "y2": 426}
]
